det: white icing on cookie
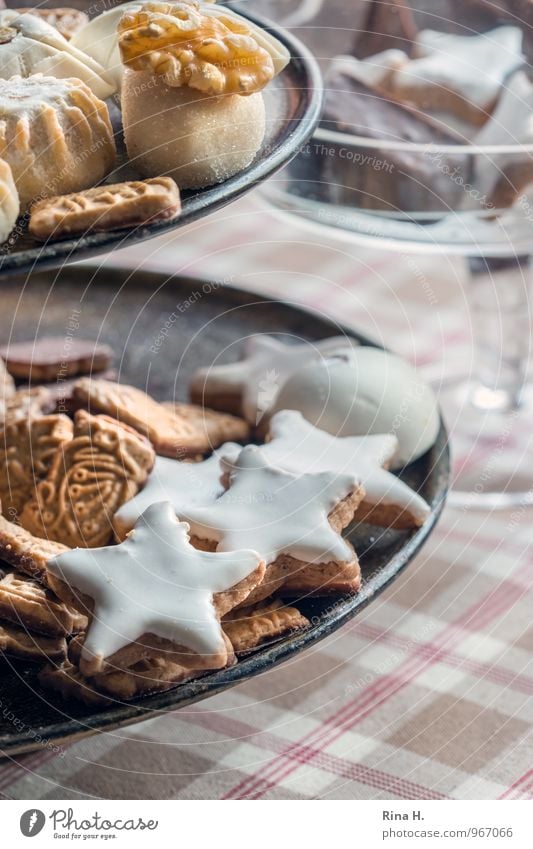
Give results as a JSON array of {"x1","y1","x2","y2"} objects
[
  {"x1": 191, "y1": 334, "x2": 357, "y2": 424},
  {"x1": 252, "y1": 410, "x2": 430, "y2": 523},
  {"x1": 113, "y1": 442, "x2": 241, "y2": 539},
  {"x1": 394, "y1": 26, "x2": 523, "y2": 113},
  {"x1": 269, "y1": 347, "x2": 440, "y2": 467},
  {"x1": 47, "y1": 502, "x2": 262, "y2": 665},
  {"x1": 472, "y1": 71, "x2": 533, "y2": 200},
  {"x1": 179, "y1": 445, "x2": 359, "y2": 564}
]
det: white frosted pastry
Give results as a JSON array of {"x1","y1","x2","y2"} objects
[
  {"x1": 72, "y1": 0, "x2": 290, "y2": 90},
  {"x1": 268, "y1": 347, "x2": 440, "y2": 467},
  {"x1": 0, "y1": 75, "x2": 116, "y2": 211},
  {"x1": 121, "y1": 68, "x2": 266, "y2": 188},
  {"x1": 0, "y1": 10, "x2": 115, "y2": 99},
  {"x1": 0, "y1": 158, "x2": 19, "y2": 244}
]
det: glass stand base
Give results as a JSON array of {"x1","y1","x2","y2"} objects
[{"x1": 438, "y1": 376, "x2": 533, "y2": 510}]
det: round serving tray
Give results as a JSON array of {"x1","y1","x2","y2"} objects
[
  {"x1": 0, "y1": 6, "x2": 322, "y2": 278},
  {"x1": 0, "y1": 265, "x2": 449, "y2": 756}
]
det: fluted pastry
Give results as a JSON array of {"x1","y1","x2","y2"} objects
[
  {"x1": 0, "y1": 157, "x2": 19, "y2": 244},
  {"x1": 0, "y1": 75, "x2": 116, "y2": 211}
]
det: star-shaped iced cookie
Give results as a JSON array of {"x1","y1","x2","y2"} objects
[
  {"x1": 190, "y1": 334, "x2": 357, "y2": 424},
  {"x1": 251, "y1": 410, "x2": 430, "y2": 529},
  {"x1": 113, "y1": 442, "x2": 242, "y2": 540},
  {"x1": 390, "y1": 26, "x2": 524, "y2": 124},
  {"x1": 47, "y1": 502, "x2": 265, "y2": 677},
  {"x1": 180, "y1": 445, "x2": 363, "y2": 567}
]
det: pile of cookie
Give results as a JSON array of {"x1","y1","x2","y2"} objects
[
  {"x1": 0, "y1": 332, "x2": 438, "y2": 707},
  {"x1": 317, "y1": 0, "x2": 533, "y2": 212},
  {"x1": 0, "y1": 0, "x2": 290, "y2": 246}
]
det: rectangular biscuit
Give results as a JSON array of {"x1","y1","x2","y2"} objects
[
  {"x1": 0, "y1": 621, "x2": 67, "y2": 662},
  {"x1": 0, "y1": 513, "x2": 68, "y2": 581},
  {"x1": 73, "y1": 378, "x2": 249, "y2": 457},
  {"x1": 0, "y1": 570, "x2": 87, "y2": 636},
  {"x1": 223, "y1": 598, "x2": 309, "y2": 653},
  {"x1": 40, "y1": 656, "x2": 201, "y2": 705},
  {"x1": 29, "y1": 178, "x2": 181, "y2": 241}
]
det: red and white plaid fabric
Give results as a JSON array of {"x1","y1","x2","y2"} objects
[{"x1": 1, "y1": 192, "x2": 532, "y2": 800}]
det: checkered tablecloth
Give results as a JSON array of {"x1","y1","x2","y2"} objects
[{"x1": 1, "y1": 192, "x2": 532, "y2": 800}]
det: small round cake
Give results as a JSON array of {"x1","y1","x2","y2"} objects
[
  {"x1": 122, "y1": 68, "x2": 266, "y2": 188},
  {"x1": 0, "y1": 158, "x2": 19, "y2": 244},
  {"x1": 117, "y1": 1, "x2": 288, "y2": 189},
  {"x1": 0, "y1": 75, "x2": 116, "y2": 211}
]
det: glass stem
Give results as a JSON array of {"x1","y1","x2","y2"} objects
[{"x1": 467, "y1": 255, "x2": 532, "y2": 413}]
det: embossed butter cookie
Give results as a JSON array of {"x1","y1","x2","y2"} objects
[
  {"x1": 73, "y1": 377, "x2": 249, "y2": 457},
  {"x1": 39, "y1": 655, "x2": 201, "y2": 706},
  {"x1": 29, "y1": 178, "x2": 181, "y2": 242},
  {"x1": 20, "y1": 410, "x2": 155, "y2": 548},
  {"x1": 1, "y1": 385, "x2": 56, "y2": 427},
  {"x1": 223, "y1": 598, "x2": 309, "y2": 654},
  {"x1": 0, "y1": 414, "x2": 73, "y2": 520}
]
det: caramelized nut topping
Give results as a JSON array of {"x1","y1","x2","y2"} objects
[{"x1": 118, "y1": 1, "x2": 276, "y2": 96}]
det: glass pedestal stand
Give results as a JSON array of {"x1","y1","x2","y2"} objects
[{"x1": 440, "y1": 255, "x2": 532, "y2": 509}]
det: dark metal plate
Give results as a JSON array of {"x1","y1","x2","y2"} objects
[
  {"x1": 0, "y1": 7, "x2": 322, "y2": 278},
  {"x1": 0, "y1": 265, "x2": 449, "y2": 755}
]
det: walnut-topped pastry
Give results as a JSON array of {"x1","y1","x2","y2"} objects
[
  {"x1": 117, "y1": 1, "x2": 279, "y2": 96},
  {"x1": 73, "y1": 0, "x2": 290, "y2": 189},
  {"x1": 0, "y1": 75, "x2": 116, "y2": 210},
  {"x1": 71, "y1": 0, "x2": 289, "y2": 90}
]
